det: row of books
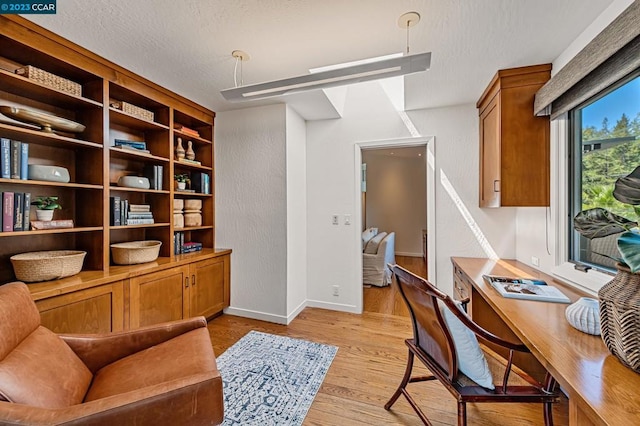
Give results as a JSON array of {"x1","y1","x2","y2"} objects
[
  {"x1": 1, "y1": 138, "x2": 29, "y2": 180},
  {"x1": 173, "y1": 231, "x2": 203, "y2": 254},
  {"x1": 2, "y1": 192, "x2": 31, "y2": 232},
  {"x1": 174, "y1": 124, "x2": 200, "y2": 138},
  {"x1": 191, "y1": 172, "x2": 211, "y2": 194},
  {"x1": 110, "y1": 197, "x2": 154, "y2": 226},
  {"x1": 143, "y1": 164, "x2": 164, "y2": 190}
]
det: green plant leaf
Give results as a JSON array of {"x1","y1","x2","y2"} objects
[
  {"x1": 573, "y1": 208, "x2": 637, "y2": 239},
  {"x1": 618, "y1": 231, "x2": 640, "y2": 273},
  {"x1": 613, "y1": 166, "x2": 640, "y2": 205}
]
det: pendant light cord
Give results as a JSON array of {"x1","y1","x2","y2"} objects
[
  {"x1": 406, "y1": 21, "x2": 410, "y2": 54},
  {"x1": 234, "y1": 56, "x2": 240, "y2": 87}
]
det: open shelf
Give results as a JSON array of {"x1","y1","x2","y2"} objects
[
  {"x1": 109, "y1": 108, "x2": 170, "y2": 132},
  {"x1": 0, "y1": 226, "x2": 103, "y2": 237},
  {"x1": 0, "y1": 178, "x2": 102, "y2": 190},
  {"x1": 0, "y1": 123, "x2": 102, "y2": 150},
  {"x1": 109, "y1": 146, "x2": 170, "y2": 163}
]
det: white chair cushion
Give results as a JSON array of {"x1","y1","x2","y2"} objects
[
  {"x1": 440, "y1": 301, "x2": 495, "y2": 390},
  {"x1": 364, "y1": 231, "x2": 387, "y2": 254},
  {"x1": 362, "y1": 228, "x2": 378, "y2": 251}
]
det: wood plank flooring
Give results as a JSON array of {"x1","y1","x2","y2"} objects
[{"x1": 207, "y1": 255, "x2": 569, "y2": 425}]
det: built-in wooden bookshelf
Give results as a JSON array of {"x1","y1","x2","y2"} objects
[{"x1": 0, "y1": 16, "x2": 228, "y2": 331}]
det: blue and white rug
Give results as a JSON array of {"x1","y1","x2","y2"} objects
[{"x1": 217, "y1": 330, "x2": 338, "y2": 426}]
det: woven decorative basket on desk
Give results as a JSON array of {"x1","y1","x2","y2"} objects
[
  {"x1": 15, "y1": 65, "x2": 82, "y2": 96},
  {"x1": 599, "y1": 263, "x2": 640, "y2": 373},
  {"x1": 111, "y1": 240, "x2": 161, "y2": 265},
  {"x1": 10, "y1": 250, "x2": 86, "y2": 283}
]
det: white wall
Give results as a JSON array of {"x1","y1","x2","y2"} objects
[
  {"x1": 362, "y1": 149, "x2": 426, "y2": 256},
  {"x1": 514, "y1": 0, "x2": 634, "y2": 276},
  {"x1": 215, "y1": 104, "x2": 288, "y2": 321},
  {"x1": 306, "y1": 80, "x2": 518, "y2": 311},
  {"x1": 285, "y1": 106, "x2": 307, "y2": 320}
]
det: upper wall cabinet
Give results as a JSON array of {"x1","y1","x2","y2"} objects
[{"x1": 476, "y1": 64, "x2": 551, "y2": 208}]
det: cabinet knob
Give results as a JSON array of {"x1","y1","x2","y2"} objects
[
  {"x1": 185, "y1": 277, "x2": 189, "y2": 288},
  {"x1": 493, "y1": 180, "x2": 500, "y2": 192},
  {"x1": 192, "y1": 274, "x2": 196, "y2": 286}
]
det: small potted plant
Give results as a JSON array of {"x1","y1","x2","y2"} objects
[
  {"x1": 31, "y1": 196, "x2": 62, "y2": 221},
  {"x1": 174, "y1": 173, "x2": 190, "y2": 190}
]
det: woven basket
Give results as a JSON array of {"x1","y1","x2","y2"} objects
[
  {"x1": 599, "y1": 263, "x2": 640, "y2": 373},
  {"x1": 111, "y1": 240, "x2": 161, "y2": 265},
  {"x1": 15, "y1": 65, "x2": 82, "y2": 97},
  {"x1": 111, "y1": 100, "x2": 154, "y2": 122},
  {"x1": 10, "y1": 250, "x2": 86, "y2": 283}
]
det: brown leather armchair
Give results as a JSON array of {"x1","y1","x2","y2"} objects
[{"x1": 0, "y1": 282, "x2": 224, "y2": 425}]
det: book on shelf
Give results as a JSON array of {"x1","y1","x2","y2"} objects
[
  {"x1": 128, "y1": 212, "x2": 153, "y2": 219},
  {"x1": 0, "y1": 138, "x2": 10, "y2": 179},
  {"x1": 30, "y1": 219, "x2": 74, "y2": 230},
  {"x1": 126, "y1": 218, "x2": 154, "y2": 225},
  {"x1": 129, "y1": 204, "x2": 151, "y2": 212},
  {"x1": 22, "y1": 192, "x2": 30, "y2": 231},
  {"x1": 177, "y1": 158, "x2": 201, "y2": 166},
  {"x1": 143, "y1": 165, "x2": 163, "y2": 190},
  {"x1": 10, "y1": 140, "x2": 20, "y2": 179},
  {"x1": 2, "y1": 192, "x2": 14, "y2": 232},
  {"x1": 110, "y1": 196, "x2": 121, "y2": 226},
  {"x1": 20, "y1": 143, "x2": 28, "y2": 180},
  {"x1": 114, "y1": 139, "x2": 147, "y2": 150},
  {"x1": 182, "y1": 241, "x2": 203, "y2": 253},
  {"x1": 13, "y1": 192, "x2": 23, "y2": 231},
  {"x1": 191, "y1": 172, "x2": 210, "y2": 194},
  {"x1": 483, "y1": 275, "x2": 571, "y2": 303},
  {"x1": 113, "y1": 144, "x2": 151, "y2": 154},
  {"x1": 175, "y1": 124, "x2": 200, "y2": 137}
]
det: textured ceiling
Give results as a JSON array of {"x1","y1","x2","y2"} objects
[{"x1": 27, "y1": 0, "x2": 614, "y2": 114}]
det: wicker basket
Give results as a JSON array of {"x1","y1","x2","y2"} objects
[
  {"x1": 111, "y1": 100, "x2": 154, "y2": 122},
  {"x1": 10, "y1": 250, "x2": 86, "y2": 283},
  {"x1": 111, "y1": 240, "x2": 161, "y2": 265},
  {"x1": 15, "y1": 65, "x2": 82, "y2": 97},
  {"x1": 599, "y1": 263, "x2": 640, "y2": 373}
]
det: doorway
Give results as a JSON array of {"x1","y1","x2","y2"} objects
[{"x1": 354, "y1": 137, "x2": 436, "y2": 315}]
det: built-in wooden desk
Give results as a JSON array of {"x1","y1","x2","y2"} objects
[{"x1": 451, "y1": 257, "x2": 640, "y2": 426}]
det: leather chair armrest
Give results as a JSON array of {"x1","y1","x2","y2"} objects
[
  {"x1": 60, "y1": 316, "x2": 208, "y2": 373},
  {"x1": 0, "y1": 372, "x2": 223, "y2": 425}
]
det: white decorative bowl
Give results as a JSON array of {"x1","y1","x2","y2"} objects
[
  {"x1": 117, "y1": 175, "x2": 150, "y2": 189},
  {"x1": 28, "y1": 165, "x2": 70, "y2": 183},
  {"x1": 565, "y1": 297, "x2": 601, "y2": 335}
]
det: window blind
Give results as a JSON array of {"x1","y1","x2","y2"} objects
[{"x1": 534, "y1": 0, "x2": 640, "y2": 119}]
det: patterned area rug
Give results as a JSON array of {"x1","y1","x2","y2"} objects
[{"x1": 217, "y1": 330, "x2": 338, "y2": 426}]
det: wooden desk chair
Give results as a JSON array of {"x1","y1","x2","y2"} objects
[{"x1": 385, "y1": 265, "x2": 558, "y2": 426}]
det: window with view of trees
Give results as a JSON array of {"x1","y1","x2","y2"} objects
[{"x1": 570, "y1": 72, "x2": 640, "y2": 271}]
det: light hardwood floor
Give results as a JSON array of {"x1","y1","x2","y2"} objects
[{"x1": 207, "y1": 255, "x2": 569, "y2": 425}]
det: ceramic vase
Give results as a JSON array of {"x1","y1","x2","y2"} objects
[
  {"x1": 565, "y1": 297, "x2": 600, "y2": 335},
  {"x1": 36, "y1": 209, "x2": 54, "y2": 221},
  {"x1": 599, "y1": 264, "x2": 640, "y2": 373},
  {"x1": 186, "y1": 140, "x2": 195, "y2": 161},
  {"x1": 175, "y1": 137, "x2": 185, "y2": 160}
]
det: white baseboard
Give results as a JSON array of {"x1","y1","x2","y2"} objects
[
  {"x1": 306, "y1": 299, "x2": 361, "y2": 314},
  {"x1": 285, "y1": 300, "x2": 308, "y2": 324},
  {"x1": 223, "y1": 306, "x2": 289, "y2": 325},
  {"x1": 396, "y1": 252, "x2": 423, "y2": 257}
]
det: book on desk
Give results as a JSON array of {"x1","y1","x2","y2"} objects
[{"x1": 483, "y1": 275, "x2": 571, "y2": 303}]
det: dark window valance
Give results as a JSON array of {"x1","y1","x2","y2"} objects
[{"x1": 534, "y1": 0, "x2": 640, "y2": 119}]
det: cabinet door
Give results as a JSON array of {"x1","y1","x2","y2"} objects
[
  {"x1": 189, "y1": 255, "x2": 230, "y2": 318},
  {"x1": 36, "y1": 281, "x2": 124, "y2": 334},
  {"x1": 129, "y1": 265, "x2": 190, "y2": 328},
  {"x1": 479, "y1": 95, "x2": 501, "y2": 208}
]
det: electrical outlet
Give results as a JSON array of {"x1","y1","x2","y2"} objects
[
  {"x1": 531, "y1": 256, "x2": 540, "y2": 267},
  {"x1": 332, "y1": 285, "x2": 340, "y2": 296},
  {"x1": 331, "y1": 215, "x2": 339, "y2": 225}
]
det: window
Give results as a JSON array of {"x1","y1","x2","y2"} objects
[{"x1": 569, "y1": 71, "x2": 640, "y2": 271}]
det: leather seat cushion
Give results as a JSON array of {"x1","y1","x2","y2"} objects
[
  {"x1": 0, "y1": 326, "x2": 93, "y2": 408},
  {"x1": 85, "y1": 327, "x2": 217, "y2": 402}
]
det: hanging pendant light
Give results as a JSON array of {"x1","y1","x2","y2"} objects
[{"x1": 221, "y1": 11, "x2": 430, "y2": 102}]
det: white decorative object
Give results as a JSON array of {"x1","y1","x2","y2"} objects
[
  {"x1": 35, "y1": 209, "x2": 54, "y2": 221},
  {"x1": 28, "y1": 165, "x2": 70, "y2": 183},
  {"x1": 565, "y1": 297, "x2": 601, "y2": 335},
  {"x1": 117, "y1": 175, "x2": 150, "y2": 189}
]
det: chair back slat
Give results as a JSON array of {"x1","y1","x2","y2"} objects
[{"x1": 392, "y1": 266, "x2": 457, "y2": 381}]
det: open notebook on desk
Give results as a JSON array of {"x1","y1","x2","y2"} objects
[{"x1": 483, "y1": 275, "x2": 571, "y2": 303}]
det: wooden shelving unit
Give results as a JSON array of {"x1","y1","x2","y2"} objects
[{"x1": 0, "y1": 16, "x2": 228, "y2": 332}]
